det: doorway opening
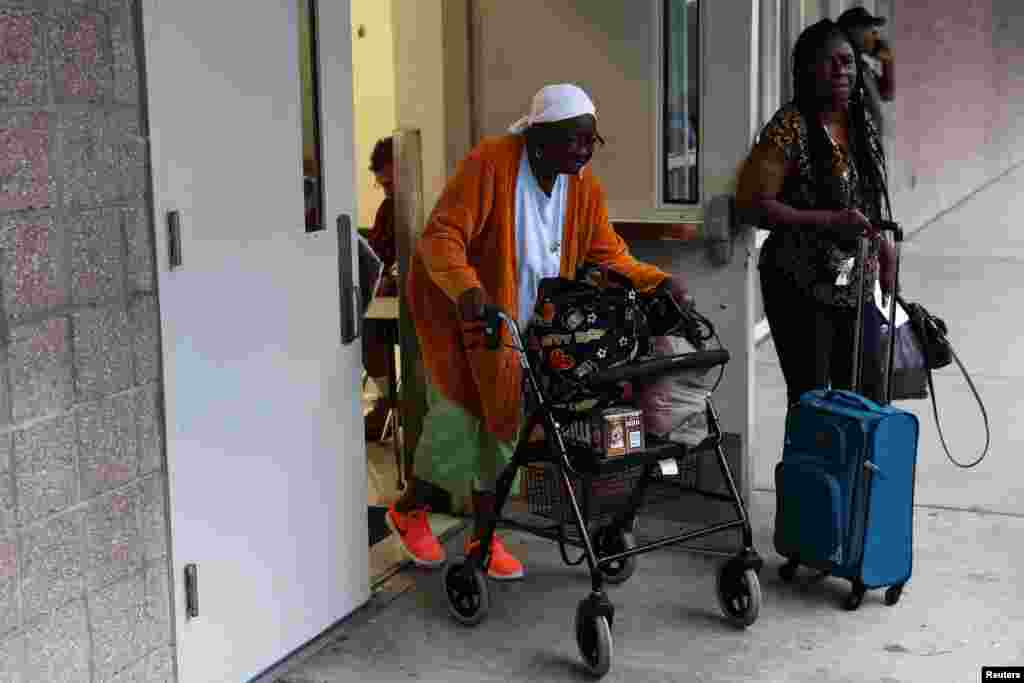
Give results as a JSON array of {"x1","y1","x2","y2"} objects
[{"x1": 348, "y1": 0, "x2": 464, "y2": 584}]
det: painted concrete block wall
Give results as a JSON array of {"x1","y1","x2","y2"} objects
[{"x1": 0, "y1": 1, "x2": 173, "y2": 682}]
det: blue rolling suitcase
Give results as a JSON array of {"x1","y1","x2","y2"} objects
[{"x1": 773, "y1": 225, "x2": 921, "y2": 610}]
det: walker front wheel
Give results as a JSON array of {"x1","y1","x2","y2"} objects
[
  {"x1": 575, "y1": 607, "x2": 613, "y2": 678},
  {"x1": 443, "y1": 561, "x2": 490, "y2": 626},
  {"x1": 715, "y1": 566, "x2": 761, "y2": 628}
]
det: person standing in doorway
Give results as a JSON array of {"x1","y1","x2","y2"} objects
[
  {"x1": 363, "y1": 137, "x2": 399, "y2": 440},
  {"x1": 838, "y1": 6, "x2": 893, "y2": 139}
]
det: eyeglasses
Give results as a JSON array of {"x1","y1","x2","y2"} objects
[{"x1": 554, "y1": 132, "x2": 606, "y2": 150}]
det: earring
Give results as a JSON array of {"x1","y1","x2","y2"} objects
[{"x1": 534, "y1": 148, "x2": 543, "y2": 160}]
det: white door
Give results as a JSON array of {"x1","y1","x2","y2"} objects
[{"x1": 141, "y1": 1, "x2": 369, "y2": 681}]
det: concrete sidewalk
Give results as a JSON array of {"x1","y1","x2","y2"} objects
[
  {"x1": 276, "y1": 164, "x2": 1024, "y2": 683},
  {"x1": 275, "y1": 491, "x2": 1023, "y2": 683}
]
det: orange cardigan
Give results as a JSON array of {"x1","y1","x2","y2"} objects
[{"x1": 406, "y1": 135, "x2": 668, "y2": 443}]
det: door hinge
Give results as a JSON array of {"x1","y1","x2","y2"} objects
[{"x1": 184, "y1": 563, "x2": 199, "y2": 619}]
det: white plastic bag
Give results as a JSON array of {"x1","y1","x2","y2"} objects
[
  {"x1": 636, "y1": 335, "x2": 711, "y2": 447},
  {"x1": 873, "y1": 282, "x2": 928, "y2": 400}
]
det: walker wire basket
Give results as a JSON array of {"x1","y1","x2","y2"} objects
[{"x1": 524, "y1": 439, "x2": 699, "y2": 543}]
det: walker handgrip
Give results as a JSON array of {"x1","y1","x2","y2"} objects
[
  {"x1": 587, "y1": 349, "x2": 730, "y2": 387},
  {"x1": 481, "y1": 305, "x2": 504, "y2": 350}
]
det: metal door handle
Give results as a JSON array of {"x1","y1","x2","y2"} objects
[
  {"x1": 184, "y1": 563, "x2": 199, "y2": 619},
  {"x1": 337, "y1": 214, "x2": 360, "y2": 344},
  {"x1": 168, "y1": 210, "x2": 183, "y2": 269}
]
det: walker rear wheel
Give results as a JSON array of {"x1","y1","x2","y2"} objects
[{"x1": 594, "y1": 527, "x2": 638, "y2": 585}]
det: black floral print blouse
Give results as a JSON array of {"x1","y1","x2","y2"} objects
[{"x1": 756, "y1": 102, "x2": 887, "y2": 308}]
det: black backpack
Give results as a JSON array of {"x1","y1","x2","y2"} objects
[{"x1": 526, "y1": 264, "x2": 648, "y2": 412}]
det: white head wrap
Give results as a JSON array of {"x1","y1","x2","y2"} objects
[{"x1": 508, "y1": 83, "x2": 597, "y2": 134}]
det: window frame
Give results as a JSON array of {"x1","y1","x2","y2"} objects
[
  {"x1": 299, "y1": 0, "x2": 327, "y2": 232},
  {"x1": 653, "y1": 0, "x2": 702, "y2": 213}
]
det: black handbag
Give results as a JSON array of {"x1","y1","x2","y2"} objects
[
  {"x1": 640, "y1": 281, "x2": 716, "y2": 350},
  {"x1": 895, "y1": 295, "x2": 989, "y2": 469},
  {"x1": 899, "y1": 297, "x2": 952, "y2": 370}
]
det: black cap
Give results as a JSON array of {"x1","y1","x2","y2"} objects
[{"x1": 837, "y1": 6, "x2": 886, "y2": 29}]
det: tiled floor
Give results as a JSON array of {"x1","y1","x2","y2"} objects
[
  {"x1": 366, "y1": 439, "x2": 464, "y2": 584},
  {"x1": 364, "y1": 374, "x2": 465, "y2": 586}
]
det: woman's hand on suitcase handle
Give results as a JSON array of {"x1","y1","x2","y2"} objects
[
  {"x1": 827, "y1": 208, "x2": 876, "y2": 238},
  {"x1": 879, "y1": 238, "x2": 896, "y2": 297}
]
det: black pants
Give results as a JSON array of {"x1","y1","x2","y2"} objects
[
  {"x1": 362, "y1": 319, "x2": 394, "y2": 379},
  {"x1": 760, "y1": 267, "x2": 883, "y2": 407}
]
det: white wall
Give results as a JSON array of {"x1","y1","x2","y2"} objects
[
  {"x1": 391, "y1": 0, "x2": 449, "y2": 214},
  {"x1": 352, "y1": 0, "x2": 397, "y2": 228},
  {"x1": 471, "y1": 0, "x2": 663, "y2": 221}
]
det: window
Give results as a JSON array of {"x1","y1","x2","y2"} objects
[
  {"x1": 298, "y1": 0, "x2": 325, "y2": 231},
  {"x1": 662, "y1": 0, "x2": 699, "y2": 204}
]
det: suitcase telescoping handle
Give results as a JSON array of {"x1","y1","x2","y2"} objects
[{"x1": 851, "y1": 221, "x2": 903, "y2": 403}]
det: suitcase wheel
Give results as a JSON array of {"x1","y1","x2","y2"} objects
[
  {"x1": 884, "y1": 584, "x2": 904, "y2": 606},
  {"x1": 843, "y1": 580, "x2": 866, "y2": 611},
  {"x1": 778, "y1": 560, "x2": 798, "y2": 583}
]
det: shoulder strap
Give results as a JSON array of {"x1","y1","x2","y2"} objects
[{"x1": 924, "y1": 345, "x2": 990, "y2": 469}]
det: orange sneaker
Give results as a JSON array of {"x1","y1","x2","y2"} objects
[
  {"x1": 386, "y1": 505, "x2": 446, "y2": 568},
  {"x1": 465, "y1": 534, "x2": 525, "y2": 581}
]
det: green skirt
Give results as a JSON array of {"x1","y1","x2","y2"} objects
[{"x1": 413, "y1": 378, "x2": 523, "y2": 513}]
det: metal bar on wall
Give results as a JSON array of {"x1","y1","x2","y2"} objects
[
  {"x1": 759, "y1": 0, "x2": 782, "y2": 127},
  {"x1": 780, "y1": 0, "x2": 801, "y2": 104},
  {"x1": 753, "y1": 0, "x2": 782, "y2": 347},
  {"x1": 700, "y1": 0, "x2": 760, "y2": 518},
  {"x1": 393, "y1": 129, "x2": 427, "y2": 485}
]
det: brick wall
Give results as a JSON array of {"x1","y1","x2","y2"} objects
[{"x1": 0, "y1": 1, "x2": 173, "y2": 682}]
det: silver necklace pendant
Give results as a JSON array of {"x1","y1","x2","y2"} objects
[{"x1": 550, "y1": 240, "x2": 561, "y2": 254}]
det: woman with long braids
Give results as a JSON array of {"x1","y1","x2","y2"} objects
[{"x1": 737, "y1": 19, "x2": 896, "y2": 407}]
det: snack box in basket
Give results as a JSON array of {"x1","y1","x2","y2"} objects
[{"x1": 591, "y1": 407, "x2": 646, "y2": 458}]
